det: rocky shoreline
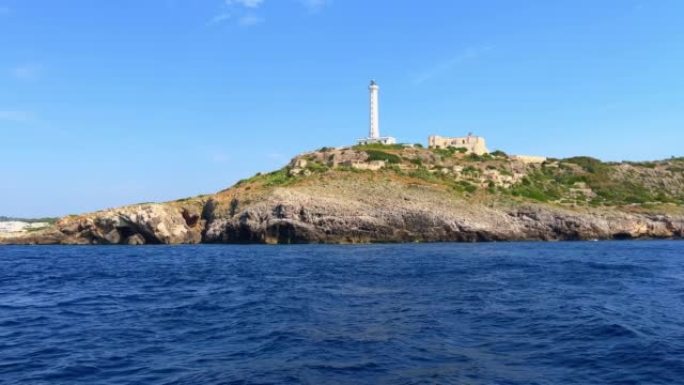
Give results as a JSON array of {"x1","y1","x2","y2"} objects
[
  {"x1": 2, "y1": 194, "x2": 682, "y2": 245},
  {"x1": 3, "y1": 147, "x2": 683, "y2": 245}
]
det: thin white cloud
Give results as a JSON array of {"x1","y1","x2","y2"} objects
[
  {"x1": 300, "y1": 0, "x2": 331, "y2": 12},
  {"x1": 210, "y1": 0, "x2": 264, "y2": 26},
  {"x1": 413, "y1": 46, "x2": 493, "y2": 85},
  {"x1": 11, "y1": 64, "x2": 42, "y2": 81},
  {"x1": 238, "y1": 14, "x2": 263, "y2": 27},
  {"x1": 207, "y1": 12, "x2": 231, "y2": 26},
  {"x1": 210, "y1": 0, "x2": 328, "y2": 26},
  {"x1": 226, "y1": 0, "x2": 264, "y2": 8},
  {"x1": 0, "y1": 110, "x2": 34, "y2": 123}
]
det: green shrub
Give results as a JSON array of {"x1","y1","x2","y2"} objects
[
  {"x1": 499, "y1": 168, "x2": 513, "y2": 177},
  {"x1": 306, "y1": 161, "x2": 329, "y2": 173},
  {"x1": 554, "y1": 174, "x2": 588, "y2": 186},
  {"x1": 508, "y1": 170, "x2": 565, "y2": 202},
  {"x1": 626, "y1": 161, "x2": 657, "y2": 169},
  {"x1": 592, "y1": 181, "x2": 655, "y2": 204},
  {"x1": 409, "y1": 167, "x2": 439, "y2": 182},
  {"x1": 384, "y1": 164, "x2": 403, "y2": 173},
  {"x1": 562, "y1": 156, "x2": 606, "y2": 173},
  {"x1": 263, "y1": 169, "x2": 293, "y2": 186},
  {"x1": 234, "y1": 168, "x2": 292, "y2": 187},
  {"x1": 510, "y1": 185, "x2": 554, "y2": 202},
  {"x1": 365, "y1": 150, "x2": 401, "y2": 164},
  {"x1": 430, "y1": 147, "x2": 452, "y2": 157},
  {"x1": 430, "y1": 146, "x2": 466, "y2": 158},
  {"x1": 454, "y1": 181, "x2": 477, "y2": 193},
  {"x1": 462, "y1": 166, "x2": 479, "y2": 175},
  {"x1": 354, "y1": 143, "x2": 405, "y2": 151}
]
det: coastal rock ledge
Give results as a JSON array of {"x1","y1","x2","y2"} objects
[
  {"x1": 3, "y1": 146, "x2": 684, "y2": 245},
  {"x1": 2, "y1": 195, "x2": 683, "y2": 245}
]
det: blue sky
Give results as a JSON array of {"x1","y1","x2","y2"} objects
[{"x1": 1, "y1": 0, "x2": 683, "y2": 217}]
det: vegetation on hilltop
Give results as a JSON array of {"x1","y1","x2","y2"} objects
[
  {"x1": 352, "y1": 143, "x2": 407, "y2": 151},
  {"x1": 234, "y1": 168, "x2": 295, "y2": 189},
  {"x1": 0, "y1": 216, "x2": 58, "y2": 224},
  {"x1": 224, "y1": 144, "x2": 684, "y2": 213}
]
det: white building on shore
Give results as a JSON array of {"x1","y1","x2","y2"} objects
[{"x1": 358, "y1": 80, "x2": 396, "y2": 145}]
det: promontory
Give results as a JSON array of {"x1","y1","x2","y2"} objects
[{"x1": 2, "y1": 144, "x2": 683, "y2": 245}]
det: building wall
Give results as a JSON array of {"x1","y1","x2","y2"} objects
[
  {"x1": 511, "y1": 155, "x2": 547, "y2": 164},
  {"x1": 428, "y1": 135, "x2": 489, "y2": 155}
]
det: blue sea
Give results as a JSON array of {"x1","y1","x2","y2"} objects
[{"x1": 1, "y1": 242, "x2": 683, "y2": 385}]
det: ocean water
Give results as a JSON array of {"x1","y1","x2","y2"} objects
[{"x1": 1, "y1": 242, "x2": 683, "y2": 385}]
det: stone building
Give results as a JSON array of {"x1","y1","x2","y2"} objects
[
  {"x1": 428, "y1": 133, "x2": 489, "y2": 155},
  {"x1": 511, "y1": 155, "x2": 547, "y2": 164}
]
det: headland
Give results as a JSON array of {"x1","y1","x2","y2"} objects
[{"x1": 3, "y1": 144, "x2": 683, "y2": 245}]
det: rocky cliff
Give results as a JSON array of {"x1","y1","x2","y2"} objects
[{"x1": 3, "y1": 146, "x2": 683, "y2": 245}]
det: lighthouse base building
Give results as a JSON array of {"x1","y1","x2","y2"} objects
[{"x1": 357, "y1": 136, "x2": 397, "y2": 145}]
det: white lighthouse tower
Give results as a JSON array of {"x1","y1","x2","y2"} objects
[
  {"x1": 358, "y1": 80, "x2": 396, "y2": 145},
  {"x1": 369, "y1": 80, "x2": 380, "y2": 139}
]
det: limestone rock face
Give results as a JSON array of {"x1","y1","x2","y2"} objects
[
  {"x1": 21, "y1": 204, "x2": 204, "y2": 245},
  {"x1": 2, "y1": 176, "x2": 683, "y2": 246},
  {"x1": 200, "y1": 189, "x2": 684, "y2": 244}
]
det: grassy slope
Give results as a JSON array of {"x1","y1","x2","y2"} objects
[{"x1": 210, "y1": 145, "x2": 683, "y2": 215}]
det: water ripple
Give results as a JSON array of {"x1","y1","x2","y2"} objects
[{"x1": 0, "y1": 241, "x2": 683, "y2": 384}]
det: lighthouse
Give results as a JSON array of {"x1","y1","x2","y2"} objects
[
  {"x1": 369, "y1": 80, "x2": 380, "y2": 139},
  {"x1": 358, "y1": 80, "x2": 396, "y2": 145}
]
